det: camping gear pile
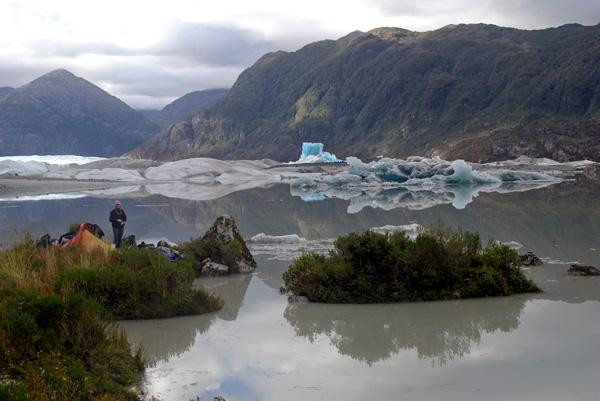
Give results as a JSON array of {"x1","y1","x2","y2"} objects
[
  {"x1": 138, "y1": 239, "x2": 184, "y2": 262},
  {"x1": 37, "y1": 222, "x2": 109, "y2": 252},
  {"x1": 36, "y1": 223, "x2": 183, "y2": 261}
]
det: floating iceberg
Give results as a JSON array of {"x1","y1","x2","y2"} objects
[
  {"x1": 293, "y1": 142, "x2": 341, "y2": 163},
  {"x1": 290, "y1": 155, "x2": 563, "y2": 212},
  {"x1": 247, "y1": 232, "x2": 335, "y2": 260}
]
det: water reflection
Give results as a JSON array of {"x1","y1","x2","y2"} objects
[
  {"x1": 2, "y1": 180, "x2": 599, "y2": 266},
  {"x1": 120, "y1": 274, "x2": 252, "y2": 365},
  {"x1": 283, "y1": 295, "x2": 528, "y2": 366}
]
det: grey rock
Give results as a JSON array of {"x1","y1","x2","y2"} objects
[
  {"x1": 520, "y1": 251, "x2": 543, "y2": 266},
  {"x1": 201, "y1": 258, "x2": 230, "y2": 276},
  {"x1": 201, "y1": 215, "x2": 256, "y2": 274},
  {"x1": 568, "y1": 264, "x2": 600, "y2": 276},
  {"x1": 288, "y1": 295, "x2": 309, "y2": 303}
]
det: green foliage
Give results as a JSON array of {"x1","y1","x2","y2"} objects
[
  {"x1": 0, "y1": 240, "x2": 225, "y2": 400},
  {"x1": 0, "y1": 290, "x2": 141, "y2": 401},
  {"x1": 182, "y1": 237, "x2": 244, "y2": 275},
  {"x1": 56, "y1": 248, "x2": 223, "y2": 319},
  {"x1": 282, "y1": 228, "x2": 541, "y2": 303}
]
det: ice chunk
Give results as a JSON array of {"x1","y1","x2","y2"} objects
[
  {"x1": 446, "y1": 160, "x2": 499, "y2": 184},
  {"x1": 249, "y1": 233, "x2": 307, "y2": 244},
  {"x1": 247, "y1": 232, "x2": 335, "y2": 260},
  {"x1": 370, "y1": 223, "x2": 423, "y2": 239},
  {"x1": 294, "y1": 142, "x2": 341, "y2": 163}
]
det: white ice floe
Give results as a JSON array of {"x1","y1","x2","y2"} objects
[
  {"x1": 248, "y1": 232, "x2": 335, "y2": 260},
  {"x1": 487, "y1": 155, "x2": 596, "y2": 168},
  {"x1": 500, "y1": 241, "x2": 525, "y2": 250},
  {"x1": 0, "y1": 193, "x2": 88, "y2": 202},
  {"x1": 0, "y1": 155, "x2": 106, "y2": 176},
  {"x1": 0, "y1": 155, "x2": 105, "y2": 165}
]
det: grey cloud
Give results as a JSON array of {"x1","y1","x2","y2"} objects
[
  {"x1": 154, "y1": 23, "x2": 276, "y2": 66},
  {"x1": 371, "y1": 0, "x2": 600, "y2": 28},
  {"x1": 29, "y1": 41, "x2": 131, "y2": 58},
  {"x1": 489, "y1": 0, "x2": 600, "y2": 28}
]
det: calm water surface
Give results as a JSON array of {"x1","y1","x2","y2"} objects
[{"x1": 1, "y1": 180, "x2": 599, "y2": 400}]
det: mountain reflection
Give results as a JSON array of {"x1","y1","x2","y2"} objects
[
  {"x1": 284, "y1": 295, "x2": 530, "y2": 366},
  {"x1": 119, "y1": 274, "x2": 252, "y2": 365}
]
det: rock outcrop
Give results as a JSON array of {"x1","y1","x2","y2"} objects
[
  {"x1": 191, "y1": 215, "x2": 256, "y2": 276},
  {"x1": 568, "y1": 264, "x2": 600, "y2": 276},
  {"x1": 520, "y1": 251, "x2": 543, "y2": 266}
]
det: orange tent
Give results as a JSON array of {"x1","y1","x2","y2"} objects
[{"x1": 63, "y1": 223, "x2": 112, "y2": 253}]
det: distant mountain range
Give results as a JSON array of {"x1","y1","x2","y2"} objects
[
  {"x1": 0, "y1": 70, "x2": 160, "y2": 157},
  {"x1": 0, "y1": 70, "x2": 226, "y2": 157},
  {"x1": 140, "y1": 89, "x2": 228, "y2": 129},
  {"x1": 130, "y1": 23, "x2": 600, "y2": 162}
]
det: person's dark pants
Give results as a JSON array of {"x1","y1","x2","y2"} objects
[{"x1": 113, "y1": 226, "x2": 124, "y2": 248}]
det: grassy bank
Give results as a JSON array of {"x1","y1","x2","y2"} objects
[
  {"x1": 282, "y1": 228, "x2": 541, "y2": 303},
  {"x1": 0, "y1": 237, "x2": 223, "y2": 400}
]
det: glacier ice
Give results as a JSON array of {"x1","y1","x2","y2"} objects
[
  {"x1": 0, "y1": 155, "x2": 105, "y2": 165},
  {"x1": 0, "y1": 155, "x2": 105, "y2": 176},
  {"x1": 290, "y1": 155, "x2": 562, "y2": 212},
  {"x1": 370, "y1": 223, "x2": 423, "y2": 239},
  {"x1": 247, "y1": 232, "x2": 335, "y2": 260},
  {"x1": 294, "y1": 142, "x2": 341, "y2": 163}
]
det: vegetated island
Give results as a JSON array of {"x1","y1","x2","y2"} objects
[
  {"x1": 0, "y1": 216, "x2": 252, "y2": 401},
  {"x1": 282, "y1": 228, "x2": 541, "y2": 303}
]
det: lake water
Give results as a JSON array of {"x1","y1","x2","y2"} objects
[{"x1": 1, "y1": 179, "x2": 599, "y2": 400}]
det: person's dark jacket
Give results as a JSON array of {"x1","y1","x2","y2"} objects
[{"x1": 109, "y1": 208, "x2": 127, "y2": 228}]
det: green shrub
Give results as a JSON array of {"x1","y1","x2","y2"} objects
[
  {"x1": 0, "y1": 290, "x2": 142, "y2": 401},
  {"x1": 56, "y1": 248, "x2": 223, "y2": 320},
  {"x1": 182, "y1": 237, "x2": 244, "y2": 275},
  {"x1": 282, "y1": 228, "x2": 541, "y2": 303}
]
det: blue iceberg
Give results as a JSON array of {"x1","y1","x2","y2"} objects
[{"x1": 295, "y1": 142, "x2": 341, "y2": 163}]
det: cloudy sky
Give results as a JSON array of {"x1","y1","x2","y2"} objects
[{"x1": 1, "y1": 0, "x2": 598, "y2": 109}]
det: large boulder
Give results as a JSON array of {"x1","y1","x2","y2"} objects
[
  {"x1": 193, "y1": 215, "x2": 256, "y2": 275},
  {"x1": 568, "y1": 264, "x2": 600, "y2": 276},
  {"x1": 201, "y1": 258, "x2": 230, "y2": 276}
]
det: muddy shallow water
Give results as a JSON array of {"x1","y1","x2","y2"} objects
[{"x1": 2, "y1": 180, "x2": 599, "y2": 400}]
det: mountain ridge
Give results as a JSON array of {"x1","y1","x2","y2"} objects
[
  {"x1": 129, "y1": 23, "x2": 600, "y2": 162},
  {"x1": 140, "y1": 88, "x2": 228, "y2": 128}
]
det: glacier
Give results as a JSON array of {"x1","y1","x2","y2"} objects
[{"x1": 0, "y1": 155, "x2": 105, "y2": 176}]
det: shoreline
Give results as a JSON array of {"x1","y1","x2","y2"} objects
[{"x1": 0, "y1": 177, "x2": 127, "y2": 200}]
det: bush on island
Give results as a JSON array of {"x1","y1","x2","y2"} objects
[
  {"x1": 56, "y1": 247, "x2": 223, "y2": 319},
  {"x1": 282, "y1": 228, "x2": 541, "y2": 303}
]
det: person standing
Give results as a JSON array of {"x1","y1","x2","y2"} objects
[{"x1": 109, "y1": 200, "x2": 127, "y2": 248}]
